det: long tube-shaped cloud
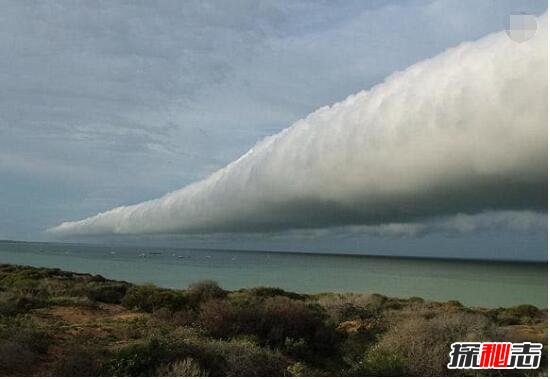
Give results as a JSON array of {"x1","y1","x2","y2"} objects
[{"x1": 50, "y1": 16, "x2": 548, "y2": 236}]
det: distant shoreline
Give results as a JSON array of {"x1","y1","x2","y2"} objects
[
  {"x1": 0, "y1": 239, "x2": 546, "y2": 265},
  {"x1": 1, "y1": 240, "x2": 546, "y2": 308}
]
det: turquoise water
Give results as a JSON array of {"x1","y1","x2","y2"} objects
[{"x1": 0, "y1": 241, "x2": 546, "y2": 308}]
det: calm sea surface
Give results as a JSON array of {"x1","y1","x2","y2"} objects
[{"x1": 0, "y1": 241, "x2": 546, "y2": 308}]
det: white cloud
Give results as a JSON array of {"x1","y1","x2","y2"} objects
[{"x1": 49, "y1": 13, "x2": 547, "y2": 236}]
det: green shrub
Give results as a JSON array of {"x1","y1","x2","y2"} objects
[
  {"x1": 260, "y1": 296, "x2": 333, "y2": 350},
  {"x1": 370, "y1": 312, "x2": 497, "y2": 376},
  {"x1": 287, "y1": 360, "x2": 331, "y2": 376},
  {"x1": 0, "y1": 340, "x2": 40, "y2": 375},
  {"x1": 111, "y1": 316, "x2": 150, "y2": 341},
  {"x1": 199, "y1": 295, "x2": 338, "y2": 361},
  {"x1": 202, "y1": 339, "x2": 289, "y2": 376},
  {"x1": 230, "y1": 334, "x2": 261, "y2": 346},
  {"x1": 283, "y1": 337, "x2": 309, "y2": 358},
  {"x1": 361, "y1": 347, "x2": 407, "y2": 376},
  {"x1": 51, "y1": 345, "x2": 105, "y2": 376},
  {"x1": 156, "y1": 357, "x2": 207, "y2": 377},
  {"x1": 107, "y1": 333, "x2": 288, "y2": 376},
  {"x1": 0, "y1": 321, "x2": 50, "y2": 376},
  {"x1": 508, "y1": 304, "x2": 540, "y2": 318},
  {"x1": 187, "y1": 280, "x2": 226, "y2": 306},
  {"x1": 84, "y1": 283, "x2": 129, "y2": 304},
  {"x1": 122, "y1": 284, "x2": 189, "y2": 312},
  {"x1": 48, "y1": 295, "x2": 98, "y2": 308},
  {"x1": 316, "y1": 293, "x2": 387, "y2": 322},
  {"x1": 107, "y1": 338, "x2": 172, "y2": 376},
  {"x1": 243, "y1": 287, "x2": 306, "y2": 300},
  {"x1": 153, "y1": 306, "x2": 195, "y2": 324},
  {"x1": 338, "y1": 331, "x2": 380, "y2": 369},
  {"x1": 327, "y1": 302, "x2": 376, "y2": 323},
  {"x1": 287, "y1": 361, "x2": 308, "y2": 377},
  {"x1": 172, "y1": 309, "x2": 197, "y2": 326},
  {"x1": 408, "y1": 296, "x2": 425, "y2": 303},
  {"x1": 199, "y1": 299, "x2": 240, "y2": 337},
  {"x1": 487, "y1": 304, "x2": 544, "y2": 326},
  {"x1": 0, "y1": 294, "x2": 46, "y2": 316},
  {"x1": 504, "y1": 304, "x2": 542, "y2": 324},
  {"x1": 445, "y1": 300, "x2": 464, "y2": 308},
  {"x1": 0, "y1": 321, "x2": 50, "y2": 354}
]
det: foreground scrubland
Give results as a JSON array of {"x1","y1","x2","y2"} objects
[{"x1": 0, "y1": 264, "x2": 546, "y2": 376}]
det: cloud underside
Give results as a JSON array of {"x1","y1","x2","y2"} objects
[
  {"x1": 337, "y1": 211, "x2": 548, "y2": 238},
  {"x1": 50, "y1": 15, "x2": 548, "y2": 237}
]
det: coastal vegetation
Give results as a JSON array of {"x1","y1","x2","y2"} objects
[{"x1": 0, "y1": 264, "x2": 546, "y2": 376}]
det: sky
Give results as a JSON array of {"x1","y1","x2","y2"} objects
[{"x1": 0, "y1": 0, "x2": 547, "y2": 260}]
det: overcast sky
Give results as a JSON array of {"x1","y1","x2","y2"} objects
[{"x1": 0, "y1": 0, "x2": 547, "y2": 260}]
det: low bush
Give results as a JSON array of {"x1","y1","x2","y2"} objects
[
  {"x1": 0, "y1": 293, "x2": 46, "y2": 316},
  {"x1": 84, "y1": 283, "x2": 129, "y2": 304},
  {"x1": 48, "y1": 295, "x2": 98, "y2": 308},
  {"x1": 361, "y1": 346, "x2": 407, "y2": 376},
  {"x1": 316, "y1": 293, "x2": 389, "y2": 322},
  {"x1": 199, "y1": 299, "x2": 234, "y2": 337},
  {"x1": 111, "y1": 316, "x2": 150, "y2": 341},
  {"x1": 187, "y1": 280, "x2": 226, "y2": 306},
  {"x1": 337, "y1": 329, "x2": 382, "y2": 370},
  {"x1": 242, "y1": 286, "x2": 306, "y2": 300},
  {"x1": 122, "y1": 284, "x2": 189, "y2": 312},
  {"x1": 106, "y1": 333, "x2": 289, "y2": 376},
  {"x1": 287, "y1": 361, "x2": 329, "y2": 376},
  {"x1": 260, "y1": 296, "x2": 329, "y2": 348},
  {"x1": 152, "y1": 307, "x2": 196, "y2": 327},
  {"x1": 507, "y1": 304, "x2": 541, "y2": 318},
  {"x1": 0, "y1": 320, "x2": 50, "y2": 376},
  {"x1": 51, "y1": 345, "x2": 105, "y2": 376},
  {"x1": 202, "y1": 339, "x2": 289, "y2": 376},
  {"x1": 156, "y1": 357, "x2": 207, "y2": 377},
  {"x1": 489, "y1": 304, "x2": 544, "y2": 326},
  {"x1": 106, "y1": 338, "x2": 173, "y2": 376},
  {"x1": 199, "y1": 295, "x2": 338, "y2": 361},
  {"x1": 0, "y1": 340, "x2": 41, "y2": 375},
  {"x1": 326, "y1": 302, "x2": 377, "y2": 323},
  {"x1": 369, "y1": 312, "x2": 497, "y2": 376}
]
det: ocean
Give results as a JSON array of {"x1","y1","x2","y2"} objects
[{"x1": 0, "y1": 241, "x2": 546, "y2": 308}]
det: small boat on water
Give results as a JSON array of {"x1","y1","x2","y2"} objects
[{"x1": 139, "y1": 253, "x2": 146, "y2": 258}]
